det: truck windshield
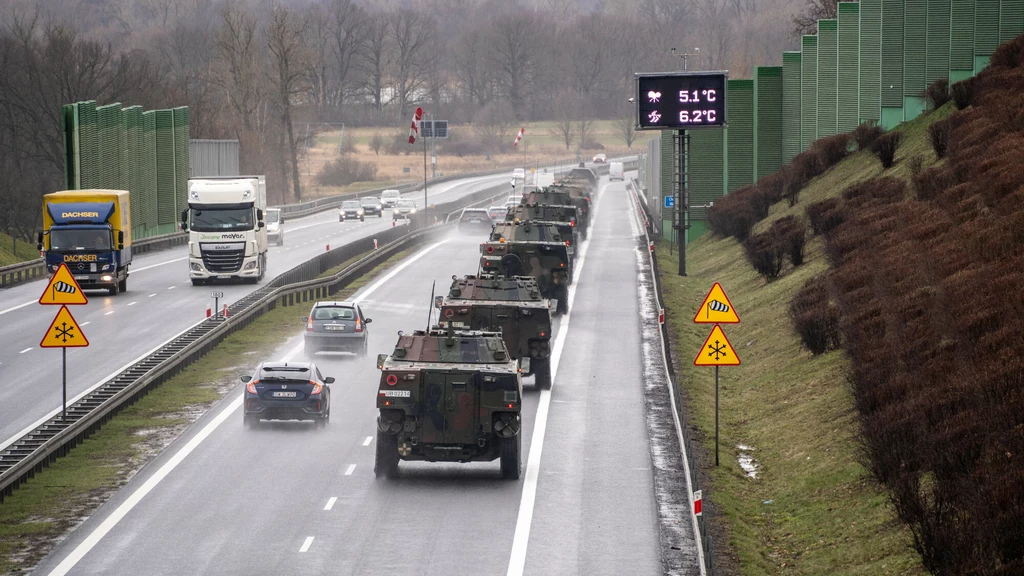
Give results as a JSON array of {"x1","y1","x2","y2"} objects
[
  {"x1": 190, "y1": 207, "x2": 253, "y2": 232},
  {"x1": 49, "y1": 229, "x2": 111, "y2": 251}
]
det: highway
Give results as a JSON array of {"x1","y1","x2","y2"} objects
[
  {"x1": 0, "y1": 174, "x2": 509, "y2": 450},
  {"x1": 33, "y1": 176, "x2": 665, "y2": 575}
]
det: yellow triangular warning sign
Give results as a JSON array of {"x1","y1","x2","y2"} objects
[
  {"x1": 693, "y1": 282, "x2": 739, "y2": 324},
  {"x1": 40, "y1": 305, "x2": 89, "y2": 348},
  {"x1": 39, "y1": 263, "x2": 88, "y2": 305},
  {"x1": 694, "y1": 324, "x2": 740, "y2": 366}
]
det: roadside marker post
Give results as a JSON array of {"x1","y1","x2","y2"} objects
[
  {"x1": 693, "y1": 282, "x2": 741, "y2": 467},
  {"x1": 210, "y1": 291, "x2": 224, "y2": 320}
]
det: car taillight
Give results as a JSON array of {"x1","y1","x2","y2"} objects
[
  {"x1": 386, "y1": 374, "x2": 398, "y2": 386},
  {"x1": 246, "y1": 379, "x2": 259, "y2": 394},
  {"x1": 306, "y1": 317, "x2": 313, "y2": 332},
  {"x1": 310, "y1": 380, "x2": 322, "y2": 395},
  {"x1": 565, "y1": 240, "x2": 570, "y2": 246},
  {"x1": 486, "y1": 246, "x2": 494, "y2": 253},
  {"x1": 355, "y1": 318, "x2": 362, "y2": 332},
  {"x1": 570, "y1": 221, "x2": 575, "y2": 227}
]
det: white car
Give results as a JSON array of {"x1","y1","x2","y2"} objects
[
  {"x1": 512, "y1": 168, "x2": 526, "y2": 182},
  {"x1": 504, "y1": 195, "x2": 521, "y2": 209},
  {"x1": 380, "y1": 189, "x2": 401, "y2": 208},
  {"x1": 592, "y1": 154, "x2": 607, "y2": 163}
]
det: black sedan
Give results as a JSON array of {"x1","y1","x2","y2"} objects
[
  {"x1": 361, "y1": 196, "x2": 383, "y2": 217},
  {"x1": 242, "y1": 362, "x2": 334, "y2": 428}
]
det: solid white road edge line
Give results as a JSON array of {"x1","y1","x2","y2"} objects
[
  {"x1": 299, "y1": 537, "x2": 315, "y2": 553},
  {"x1": 505, "y1": 183, "x2": 605, "y2": 576},
  {"x1": 324, "y1": 497, "x2": 337, "y2": 511},
  {"x1": 45, "y1": 242, "x2": 447, "y2": 574}
]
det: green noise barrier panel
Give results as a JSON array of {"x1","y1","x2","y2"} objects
[
  {"x1": 688, "y1": 127, "x2": 726, "y2": 222},
  {"x1": 62, "y1": 101, "x2": 189, "y2": 239},
  {"x1": 755, "y1": 66, "x2": 784, "y2": 180},
  {"x1": 951, "y1": 1, "x2": 977, "y2": 82},
  {"x1": 859, "y1": 0, "x2": 882, "y2": 124},
  {"x1": 903, "y1": 0, "x2": 928, "y2": 120},
  {"x1": 1000, "y1": 0, "x2": 1024, "y2": 44},
  {"x1": 817, "y1": 20, "x2": 839, "y2": 138},
  {"x1": 926, "y1": 0, "x2": 952, "y2": 87},
  {"x1": 726, "y1": 79, "x2": 754, "y2": 192},
  {"x1": 837, "y1": 3, "x2": 860, "y2": 134},
  {"x1": 782, "y1": 52, "x2": 802, "y2": 163},
  {"x1": 801, "y1": 36, "x2": 818, "y2": 150}
]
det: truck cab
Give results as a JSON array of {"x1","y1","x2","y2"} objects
[
  {"x1": 183, "y1": 176, "x2": 268, "y2": 285},
  {"x1": 38, "y1": 190, "x2": 132, "y2": 295}
]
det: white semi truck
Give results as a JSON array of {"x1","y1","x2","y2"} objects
[{"x1": 182, "y1": 176, "x2": 268, "y2": 285}]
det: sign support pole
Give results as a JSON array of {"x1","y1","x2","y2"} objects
[
  {"x1": 715, "y1": 365, "x2": 719, "y2": 466},
  {"x1": 62, "y1": 347, "x2": 67, "y2": 422},
  {"x1": 423, "y1": 127, "x2": 429, "y2": 226}
]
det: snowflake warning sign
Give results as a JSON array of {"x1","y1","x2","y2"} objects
[
  {"x1": 693, "y1": 324, "x2": 739, "y2": 366},
  {"x1": 40, "y1": 305, "x2": 89, "y2": 348}
]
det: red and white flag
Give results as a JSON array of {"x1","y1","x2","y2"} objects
[
  {"x1": 408, "y1": 107, "x2": 424, "y2": 144},
  {"x1": 512, "y1": 127, "x2": 525, "y2": 148}
]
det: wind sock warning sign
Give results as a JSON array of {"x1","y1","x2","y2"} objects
[
  {"x1": 39, "y1": 264, "x2": 88, "y2": 305},
  {"x1": 693, "y1": 282, "x2": 738, "y2": 324}
]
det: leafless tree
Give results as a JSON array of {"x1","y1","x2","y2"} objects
[
  {"x1": 215, "y1": 2, "x2": 263, "y2": 133},
  {"x1": 452, "y1": 25, "x2": 493, "y2": 109},
  {"x1": 792, "y1": 0, "x2": 849, "y2": 36},
  {"x1": 327, "y1": 0, "x2": 365, "y2": 113},
  {"x1": 369, "y1": 132, "x2": 383, "y2": 155},
  {"x1": 158, "y1": 21, "x2": 217, "y2": 137},
  {"x1": 550, "y1": 90, "x2": 577, "y2": 151},
  {"x1": 266, "y1": 5, "x2": 310, "y2": 202},
  {"x1": 472, "y1": 100, "x2": 515, "y2": 151},
  {"x1": 304, "y1": 4, "x2": 332, "y2": 119},
  {"x1": 358, "y1": 11, "x2": 391, "y2": 117},
  {"x1": 487, "y1": 11, "x2": 543, "y2": 121},
  {"x1": 615, "y1": 104, "x2": 638, "y2": 149},
  {"x1": 391, "y1": 8, "x2": 436, "y2": 118}
]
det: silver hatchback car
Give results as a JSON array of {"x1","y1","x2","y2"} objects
[{"x1": 303, "y1": 301, "x2": 372, "y2": 356}]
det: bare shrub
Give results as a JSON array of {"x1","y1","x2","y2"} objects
[
  {"x1": 743, "y1": 230, "x2": 785, "y2": 281},
  {"x1": 789, "y1": 275, "x2": 841, "y2": 354},
  {"x1": 805, "y1": 198, "x2": 845, "y2": 236},
  {"x1": 852, "y1": 122, "x2": 884, "y2": 151},
  {"x1": 924, "y1": 78, "x2": 951, "y2": 110},
  {"x1": 317, "y1": 156, "x2": 378, "y2": 186},
  {"x1": 871, "y1": 131, "x2": 902, "y2": 169}
]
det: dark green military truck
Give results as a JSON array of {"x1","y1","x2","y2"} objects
[
  {"x1": 374, "y1": 326, "x2": 524, "y2": 479},
  {"x1": 438, "y1": 274, "x2": 554, "y2": 389},
  {"x1": 504, "y1": 203, "x2": 580, "y2": 258},
  {"x1": 479, "y1": 222, "x2": 572, "y2": 314}
]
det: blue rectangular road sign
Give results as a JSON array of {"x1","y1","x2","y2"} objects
[{"x1": 664, "y1": 196, "x2": 675, "y2": 208}]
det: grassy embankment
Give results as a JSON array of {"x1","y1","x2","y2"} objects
[
  {"x1": 0, "y1": 232, "x2": 39, "y2": 267},
  {"x1": 300, "y1": 119, "x2": 655, "y2": 198},
  {"x1": 658, "y1": 106, "x2": 955, "y2": 574},
  {"x1": 0, "y1": 247, "x2": 414, "y2": 574}
]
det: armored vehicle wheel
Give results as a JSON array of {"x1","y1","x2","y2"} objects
[
  {"x1": 555, "y1": 286, "x2": 569, "y2": 315},
  {"x1": 118, "y1": 277, "x2": 128, "y2": 293},
  {"x1": 533, "y1": 357, "x2": 552, "y2": 390},
  {"x1": 500, "y1": 433, "x2": 522, "y2": 480},
  {"x1": 374, "y1": 432, "x2": 399, "y2": 478}
]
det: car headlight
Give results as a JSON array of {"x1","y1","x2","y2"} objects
[
  {"x1": 100, "y1": 274, "x2": 113, "y2": 282},
  {"x1": 243, "y1": 261, "x2": 257, "y2": 270},
  {"x1": 358, "y1": 209, "x2": 364, "y2": 214},
  {"x1": 101, "y1": 264, "x2": 111, "y2": 271},
  {"x1": 409, "y1": 208, "x2": 416, "y2": 213}
]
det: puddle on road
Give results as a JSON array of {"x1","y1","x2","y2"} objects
[{"x1": 737, "y1": 444, "x2": 759, "y2": 479}]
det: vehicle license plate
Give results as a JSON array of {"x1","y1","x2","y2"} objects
[
  {"x1": 74, "y1": 275, "x2": 88, "y2": 280},
  {"x1": 325, "y1": 325, "x2": 344, "y2": 331},
  {"x1": 272, "y1": 391, "x2": 297, "y2": 398}
]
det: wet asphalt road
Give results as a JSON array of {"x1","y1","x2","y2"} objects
[{"x1": 33, "y1": 177, "x2": 664, "y2": 576}]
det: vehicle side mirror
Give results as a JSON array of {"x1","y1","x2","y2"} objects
[
  {"x1": 256, "y1": 209, "x2": 264, "y2": 221},
  {"x1": 324, "y1": 376, "x2": 335, "y2": 384},
  {"x1": 258, "y1": 221, "x2": 265, "y2": 229},
  {"x1": 280, "y1": 218, "x2": 285, "y2": 224},
  {"x1": 36, "y1": 231, "x2": 43, "y2": 250},
  {"x1": 241, "y1": 375, "x2": 252, "y2": 383},
  {"x1": 302, "y1": 317, "x2": 309, "y2": 323},
  {"x1": 365, "y1": 318, "x2": 372, "y2": 324},
  {"x1": 376, "y1": 354, "x2": 388, "y2": 369},
  {"x1": 117, "y1": 230, "x2": 124, "y2": 249},
  {"x1": 519, "y1": 357, "x2": 531, "y2": 373},
  {"x1": 434, "y1": 296, "x2": 443, "y2": 309}
]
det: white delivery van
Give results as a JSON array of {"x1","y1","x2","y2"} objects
[{"x1": 608, "y1": 161, "x2": 624, "y2": 182}]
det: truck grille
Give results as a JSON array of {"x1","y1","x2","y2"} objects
[{"x1": 202, "y1": 249, "x2": 245, "y2": 272}]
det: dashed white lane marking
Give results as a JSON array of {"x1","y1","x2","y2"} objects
[
  {"x1": 104, "y1": 311, "x2": 115, "y2": 316},
  {"x1": 344, "y1": 464, "x2": 356, "y2": 476},
  {"x1": 0, "y1": 301, "x2": 34, "y2": 316},
  {"x1": 128, "y1": 302, "x2": 138, "y2": 306},
  {"x1": 19, "y1": 348, "x2": 32, "y2": 354},
  {"x1": 362, "y1": 436, "x2": 373, "y2": 446},
  {"x1": 148, "y1": 294, "x2": 157, "y2": 298},
  {"x1": 299, "y1": 537, "x2": 315, "y2": 553},
  {"x1": 324, "y1": 497, "x2": 337, "y2": 511},
  {"x1": 80, "y1": 322, "x2": 91, "y2": 327},
  {"x1": 506, "y1": 181, "x2": 605, "y2": 576},
  {"x1": 167, "y1": 286, "x2": 176, "y2": 290},
  {"x1": 130, "y1": 256, "x2": 187, "y2": 273}
]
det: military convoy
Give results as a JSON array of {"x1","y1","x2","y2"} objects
[
  {"x1": 373, "y1": 163, "x2": 608, "y2": 480},
  {"x1": 437, "y1": 274, "x2": 554, "y2": 389},
  {"x1": 374, "y1": 325, "x2": 524, "y2": 479}
]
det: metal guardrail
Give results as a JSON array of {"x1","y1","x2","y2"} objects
[
  {"x1": 0, "y1": 179, "x2": 517, "y2": 501},
  {"x1": 627, "y1": 177, "x2": 716, "y2": 575}
]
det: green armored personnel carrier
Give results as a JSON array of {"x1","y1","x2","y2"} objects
[
  {"x1": 479, "y1": 222, "x2": 572, "y2": 314},
  {"x1": 522, "y1": 189, "x2": 591, "y2": 239},
  {"x1": 567, "y1": 166, "x2": 599, "y2": 191},
  {"x1": 374, "y1": 326, "x2": 524, "y2": 479},
  {"x1": 505, "y1": 203, "x2": 580, "y2": 258},
  {"x1": 438, "y1": 274, "x2": 553, "y2": 389}
]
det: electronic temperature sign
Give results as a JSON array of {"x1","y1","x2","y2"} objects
[{"x1": 635, "y1": 72, "x2": 728, "y2": 129}]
